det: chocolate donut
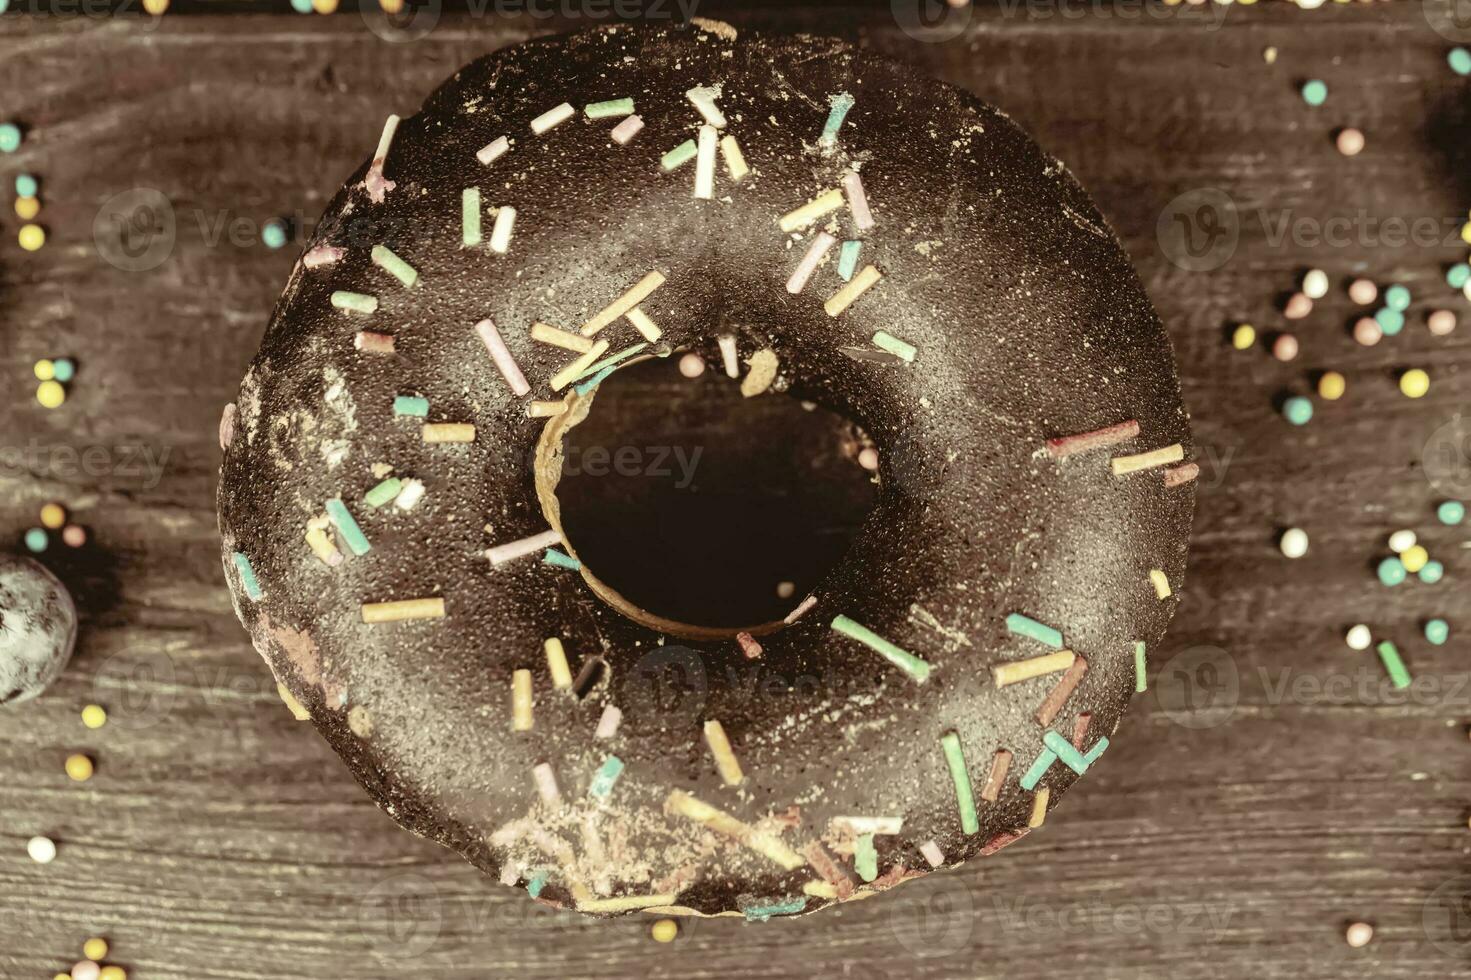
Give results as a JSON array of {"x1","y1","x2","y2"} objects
[{"x1": 217, "y1": 20, "x2": 1194, "y2": 918}]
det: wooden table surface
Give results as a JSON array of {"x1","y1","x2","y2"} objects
[{"x1": 4, "y1": 2, "x2": 1471, "y2": 978}]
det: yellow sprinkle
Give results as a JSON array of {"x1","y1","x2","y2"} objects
[
  {"x1": 650, "y1": 918, "x2": 679, "y2": 943},
  {"x1": 991, "y1": 650, "x2": 1076, "y2": 688},
  {"x1": 1402, "y1": 545, "x2": 1429, "y2": 574},
  {"x1": 580, "y1": 271, "x2": 666, "y2": 337},
  {"x1": 55, "y1": 974, "x2": 71, "y2": 980},
  {"x1": 142, "y1": 0, "x2": 168, "y2": 12},
  {"x1": 83, "y1": 937, "x2": 108, "y2": 961},
  {"x1": 1318, "y1": 371, "x2": 1346, "y2": 401},
  {"x1": 15, "y1": 196, "x2": 39, "y2": 220},
  {"x1": 421, "y1": 422, "x2": 476, "y2": 443},
  {"x1": 360, "y1": 597, "x2": 446, "y2": 623},
  {"x1": 544, "y1": 637, "x2": 573, "y2": 689},
  {"x1": 40, "y1": 502, "x2": 66, "y2": 529},
  {"x1": 824, "y1": 264, "x2": 882, "y2": 317},
  {"x1": 1150, "y1": 569, "x2": 1172, "y2": 600},
  {"x1": 1400, "y1": 369, "x2": 1430, "y2": 399},
  {"x1": 380, "y1": 0, "x2": 405, "y2": 10},
  {"x1": 18, "y1": 223, "x2": 45, "y2": 251},
  {"x1": 81, "y1": 704, "x2": 107, "y2": 730},
  {"x1": 802, "y1": 879, "x2": 839, "y2": 898},
  {"x1": 37, "y1": 380, "x2": 65, "y2": 408},
  {"x1": 778, "y1": 189, "x2": 843, "y2": 233},
  {"x1": 666, "y1": 791, "x2": 805, "y2": 869},
  {"x1": 99, "y1": 968, "x2": 127, "y2": 980},
  {"x1": 304, "y1": 525, "x2": 342, "y2": 566},
  {"x1": 626, "y1": 306, "x2": 662, "y2": 342},
  {"x1": 312, "y1": 0, "x2": 337, "y2": 10},
  {"x1": 1111, "y1": 444, "x2": 1184, "y2": 477},
  {"x1": 276, "y1": 683, "x2": 311, "y2": 721},
  {"x1": 530, "y1": 321, "x2": 595, "y2": 353},
  {"x1": 577, "y1": 893, "x2": 678, "y2": 914},
  {"x1": 1231, "y1": 324, "x2": 1256, "y2": 350},
  {"x1": 33, "y1": 358, "x2": 54, "y2": 381},
  {"x1": 512, "y1": 669, "x2": 533, "y2": 731},
  {"x1": 549, "y1": 339, "x2": 611, "y2": 391},
  {"x1": 719, "y1": 134, "x2": 748, "y2": 181},
  {"x1": 1028, "y1": 786, "x2": 1050, "y2": 828},
  {"x1": 1462, "y1": 221, "x2": 1471, "y2": 246},
  {"x1": 703, "y1": 719, "x2": 745, "y2": 785},
  {"x1": 65, "y1": 753, "x2": 94, "y2": 782},
  {"x1": 527, "y1": 401, "x2": 568, "y2": 418}
]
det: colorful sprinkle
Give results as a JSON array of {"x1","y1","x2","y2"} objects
[
  {"x1": 595, "y1": 705, "x2": 622, "y2": 739},
  {"x1": 736, "y1": 631, "x2": 763, "y2": 659},
  {"x1": 610, "y1": 114, "x2": 644, "y2": 145},
  {"x1": 1425, "y1": 618, "x2": 1451, "y2": 645},
  {"x1": 393, "y1": 395, "x2": 429, "y2": 417},
  {"x1": 685, "y1": 85, "x2": 726, "y2": 128},
  {"x1": 703, "y1": 720, "x2": 745, "y2": 786},
  {"x1": 1036, "y1": 655, "x2": 1089, "y2": 727},
  {"x1": 26, "y1": 835, "x2": 56, "y2": 864},
  {"x1": 1353, "y1": 317, "x2": 1382, "y2": 347},
  {"x1": 837, "y1": 240, "x2": 862, "y2": 281},
  {"x1": 18, "y1": 223, "x2": 44, "y2": 251},
  {"x1": 15, "y1": 173, "x2": 37, "y2": 198},
  {"x1": 1349, "y1": 278, "x2": 1378, "y2": 304},
  {"x1": 23, "y1": 527, "x2": 46, "y2": 552},
  {"x1": 843, "y1": 170, "x2": 874, "y2": 229},
  {"x1": 719, "y1": 134, "x2": 748, "y2": 180},
  {"x1": 1318, "y1": 371, "x2": 1346, "y2": 401},
  {"x1": 1301, "y1": 79, "x2": 1328, "y2": 106},
  {"x1": 1029, "y1": 788, "x2": 1050, "y2": 828},
  {"x1": 530, "y1": 102, "x2": 575, "y2": 135},
  {"x1": 527, "y1": 400, "x2": 568, "y2": 418},
  {"x1": 1377, "y1": 556, "x2": 1407, "y2": 587},
  {"x1": 393, "y1": 479, "x2": 425, "y2": 510},
  {"x1": 1346, "y1": 922, "x2": 1374, "y2": 948},
  {"x1": 462, "y1": 187, "x2": 482, "y2": 246},
  {"x1": 353, "y1": 330, "x2": 394, "y2": 354},
  {"x1": 474, "y1": 317, "x2": 531, "y2": 397},
  {"x1": 1231, "y1": 324, "x2": 1256, "y2": 350},
  {"x1": 939, "y1": 731, "x2": 979, "y2": 834},
  {"x1": 1376, "y1": 641, "x2": 1411, "y2": 689},
  {"x1": 304, "y1": 524, "x2": 342, "y2": 567},
  {"x1": 1336, "y1": 128, "x2": 1365, "y2": 157},
  {"x1": 1400, "y1": 369, "x2": 1430, "y2": 399},
  {"x1": 1283, "y1": 397, "x2": 1313, "y2": 426},
  {"x1": 512, "y1": 669, "x2": 534, "y2": 731},
  {"x1": 585, "y1": 97, "x2": 634, "y2": 119},
  {"x1": 363, "y1": 477, "x2": 402, "y2": 508},
  {"x1": 81, "y1": 704, "x2": 107, "y2": 729},
  {"x1": 1272, "y1": 334, "x2": 1299, "y2": 362},
  {"x1": 330, "y1": 290, "x2": 378, "y2": 315},
  {"x1": 626, "y1": 306, "x2": 661, "y2": 342},
  {"x1": 1284, "y1": 293, "x2": 1312, "y2": 320},
  {"x1": 0, "y1": 122, "x2": 20, "y2": 153},
  {"x1": 1375, "y1": 307, "x2": 1404, "y2": 335},
  {"x1": 1041, "y1": 730, "x2": 1092, "y2": 775},
  {"x1": 1438, "y1": 500, "x2": 1465, "y2": 525},
  {"x1": 1280, "y1": 527, "x2": 1309, "y2": 559},
  {"x1": 1019, "y1": 747, "x2": 1056, "y2": 791},
  {"x1": 1384, "y1": 284, "x2": 1411, "y2": 311},
  {"x1": 919, "y1": 840, "x2": 945, "y2": 867},
  {"x1": 650, "y1": 919, "x2": 678, "y2": 943},
  {"x1": 980, "y1": 749, "x2": 1013, "y2": 803},
  {"x1": 581, "y1": 271, "x2": 666, "y2": 337},
  {"x1": 364, "y1": 114, "x2": 400, "y2": 203},
  {"x1": 992, "y1": 650, "x2": 1075, "y2": 689},
  {"x1": 831, "y1": 614, "x2": 932, "y2": 682},
  {"x1": 421, "y1": 422, "x2": 475, "y2": 443},
  {"x1": 825, "y1": 265, "x2": 882, "y2": 316},
  {"x1": 854, "y1": 834, "x2": 878, "y2": 882},
  {"x1": 325, "y1": 498, "x2": 370, "y2": 555},
  {"x1": 1448, "y1": 264, "x2": 1471, "y2": 289},
  {"x1": 542, "y1": 548, "x2": 581, "y2": 570},
  {"x1": 820, "y1": 91, "x2": 855, "y2": 146},
  {"x1": 786, "y1": 232, "x2": 837, "y2": 294},
  {"x1": 486, "y1": 528, "x2": 563, "y2": 566},
  {"x1": 695, "y1": 124, "x2": 718, "y2": 200},
  {"x1": 489, "y1": 206, "x2": 516, "y2": 254},
  {"x1": 661, "y1": 139, "x2": 697, "y2": 171},
  {"x1": 262, "y1": 219, "x2": 288, "y2": 250},
  {"x1": 717, "y1": 334, "x2": 740, "y2": 379},
  {"x1": 871, "y1": 330, "x2": 915, "y2": 363},
  {"x1": 65, "y1": 753, "x2": 94, "y2": 782},
  {"x1": 1420, "y1": 561, "x2": 1445, "y2": 584},
  {"x1": 1428, "y1": 309, "x2": 1457, "y2": 336},
  {"x1": 1163, "y1": 463, "x2": 1200, "y2": 488},
  {"x1": 1134, "y1": 641, "x2": 1148, "y2": 692},
  {"x1": 232, "y1": 551, "x2": 263, "y2": 599},
  {"x1": 779, "y1": 189, "x2": 844, "y2": 233},
  {"x1": 1345, "y1": 625, "x2": 1372, "y2": 651},
  {"x1": 1005, "y1": 612, "x2": 1064, "y2": 649},
  {"x1": 742, "y1": 897, "x2": 807, "y2": 922},
  {"x1": 531, "y1": 322, "x2": 596, "y2": 354},
  {"x1": 589, "y1": 755, "x2": 625, "y2": 798},
  {"x1": 360, "y1": 597, "x2": 445, "y2": 623},
  {"x1": 476, "y1": 135, "x2": 510, "y2": 166},
  {"x1": 1111, "y1": 443, "x2": 1185, "y2": 475}
]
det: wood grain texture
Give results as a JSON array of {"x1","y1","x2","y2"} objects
[{"x1": 2, "y1": 3, "x2": 1471, "y2": 978}]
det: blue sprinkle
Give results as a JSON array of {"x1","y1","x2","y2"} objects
[
  {"x1": 574, "y1": 364, "x2": 621, "y2": 395},
  {"x1": 23, "y1": 527, "x2": 47, "y2": 553},
  {"x1": 232, "y1": 551, "x2": 263, "y2": 600},
  {"x1": 325, "y1": 497, "x2": 371, "y2": 556},
  {"x1": 1439, "y1": 500, "x2": 1466, "y2": 526},
  {"x1": 1083, "y1": 736, "x2": 1110, "y2": 766},
  {"x1": 1420, "y1": 560, "x2": 1445, "y2": 585},
  {"x1": 543, "y1": 548, "x2": 581, "y2": 570},
  {"x1": 1019, "y1": 747, "x2": 1057, "y2": 791},
  {"x1": 1377, "y1": 556, "x2": 1407, "y2": 587},
  {"x1": 1426, "y1": 618, "x2": 1451, "y2": 646},
  {"x1": 14, "y1": 173, "x2": 36, "y2": 198},
  {"x1": 837, "y1": 240, "x2": 861, "y2": 282},
  {"x1": 1452, "y1": 47, "x2": 1471, "y2": 76},
  {"x1": 819, "y1": 92, "x2": 855, "y2": 147},
  {"x1": 1384, "y1": 284, "x2": 1411, "y2": 312},
  {"x1": 262, "y1": 219, "x2": 288, "y2": 250},
  {"x1": 1041, "y1": 731, "x2": 1090, "y2": 775},
  {"x1": 1005, "y1": 612, "x2": 1064, "y2": 649},
  {"x1": 588, "y1": 755, "x2": 624, "y2": 798},
  {"x1": 1283, "y1": 397, "x2": 1313, "y2": 426},
  {"x1": 290, "y1": 0, "x2": 313, "y2": 11},
  {"x1": 0, "y1": 122, "x2": 21, "y2": 154},
  {"x1": 527, "y1": 873, "x2": 548, "y2": 897},
  {"x1": 51, "y1": 358, "x2": 74, "y2": 383},
  {"x1": 1449, "y1": 264, "x2": 1471, "y2": 289},
  {"x1": 393, "y1": 395, "x2": 429, "y2": 417},
  {"x1": 742, "y1": 897, "x2": 807, "y2": 922},
  {"x1": 1374, "y1": 307, "x2": 1404, "y2": 335}
]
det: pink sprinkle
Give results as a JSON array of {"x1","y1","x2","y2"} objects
[
  {"x1": 62, "y1": 524, "x2": 86, "y2": 548},
  {"x1": 1348, "y1": 278, "x2": 1377, "y2": 305},
  {"x1": 1162, "y1": 462, "x2": 1200, "y2": 488},
  {"x1": 1046, "y1": 420, "x2": 1140, "y2": 459},
  {"x1": 1283, "y1": 292, "x2": 1312, "y2": 320},
  {"x1": 219, "y1": 402, "x2": 237, "y2": 450},
  {"x1": 72, "y1": 963, "x2": 100, "y2": 980},
  {"x1": 843, "y1": 171, "x2": 874, "y2": 230},
  {"x1": 1429, "y1": 309, "x2": 1458, "y2": 336},
  {"x1": 736, "y1": 631, "x2": 763, "y2": 659},
  {"x1": 477, "y1": 135, "x2": 510, "y2": 166},
  {"x1": 611, "y1": 114, "x2": 644, "y2": 145},
  {"x1": 919, "y1": 840, "x2": 945, "y2": 868},
  {"x1": 678, "y1": 352, "x2": 705, "y2": 378},
  {"x1": 532, "y1": 762, "x2": 560, "y2": 803},
  {"x1": 595, "y1": 704, "x2": 622, "y2": 739},
  {"x1": 486, "y1": 528, "x2": 562, "y2": 566},
  {"x1": 354, "y1": 331, "x2": 395, "y2": 354},
  {"x1": 303, "y1": 245, "x2": 344, "y2": 269},
  {"x1": 1071, "y1": 711, "x2": 1092, "y2": 749},
  {"x1": 783, "y1": 595, "x2": 817, "y2": 624},
  {"x1": 786, "y1": 232, "x2": 837, "y2": 295},
  {"x1": 1353, "y1": 317, "x2": 1382, "y2": 347},
  {"x1": 475, "y1": 318, "x2": 531, "y2": 397},
  {"x1": 1272, "y1": 334, "x2": 1299, "y2": 362}
]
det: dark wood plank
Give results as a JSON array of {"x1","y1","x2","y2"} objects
[{"x1": 2, "y1": 4, "x2": 1471, "y2": 979}]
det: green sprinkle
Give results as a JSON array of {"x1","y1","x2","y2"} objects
[
  {"x1": 543, "y1": 548, "x2": 581, "y2": 570},
  {"x1": 0, "y1": 122, "x2": 21, "y2": 153},
  {"x1": 585, "y1": 97, "x2": 634, "y2": 119},
  {"x1": 1384, "y1": 284, "x2": 1411, "y2": 311},
  {"x1": 462, "y1": 187, "x2": 482, "y2": 247},
  {"x1": 588, "y1": 755, "x2": 624, "y2": 798},
  {"x1": 1019, "y1": 747, "x2": 1056, "y2": 791},
  {"x1": 1042, "y1": 731, "x2": 1090, "y2": 775},
  {"x1": 1084, "y1": 736, "x2": 1110, "y2": 766},
  {"x1": 661, "y1": 140, "x2": 697, "y2": 171},
  {"x1": 325, "y1": 497, "x2": 371, "y2": 556},
  {"x1": 854, "y1": 834, "x2": 878, "y2": 882},
  {"x1": 1301, "y1": 79, "x2": 1328, "y2": 107},
  {"x1": 23, "y1": 527, "x2": 46, "y2": 553},
  {"x1": 1420, "y1": 560, "x2": 1445, "y2": 584},
  {"x1": 1425, "y1": 618, "x2": 1451, "y2": 645},
  {"x1": 393, "y1": 395, "x2": 429, "y2": 417},
  {"x1": 871, "y1": 330, "x2": 916, "y2": 364},
  {"x1": 1283, "y1": 397, "x2": 1313, "y2": 426},
  {"x1": 573, "y1": 342, "x2": 649, "y2": 385},
  {"x1": 741, "y1": 897, "x2": 807, "y2": 922},
  {"x1": 1448, "y1": 264, "x2": 1471, "y2": 289},
  {"x1": 331, "y1": 291, "x2": 378, "y2": 315},
  {"x1": 52, "y1": 358, "x2": 75, "y2": 383},
  {"x1": 1377, "y1": 556, "x2": 1406, "y2": 587},
  {"x1": 1376, "y1": 641, "x2": 1411, "y2": 689},
  {"x1": 819, "y1": 91, "x2": 856, "y2": 146},
  {"x1": 838, "y1": 240, "x2": 861, "y2": 281},
  {"x1": 939, "y1": 732, "x2": 978, "y2": 834},
  {"x1": 1451, "y1": 48, "x2": 1471, "y2": 76},
  {"x1": 232, "y1": 551, "x2": 263, "y2": 600},
  {"x1": 371, "y1": 244, "x2": 419, "y2": 288},
  {"x1": 363, "y1": 478, "x2": 402, "y2": 508},
  {"x1": 15, "y1": 174, "x2": 37, "y2": 198},
  {"x1": 1439, "y1": 500, "x2": 1466, "y2": 526},
  {"x1": 527, "y1": 873, "x2": 548, "y2": 897},
  {"x1": 831, "y1": 614, "x2": 932, "y2": 682},
  {"x1": 1134, "y1": 641, "x2": 1148, "y2": 693},
  {"x1": 1006, "y1": 613, "x2": 1064, "y2": 649},
  {"x1": 1375, "y1": 307, "x2": 1404, "y2": 335}
]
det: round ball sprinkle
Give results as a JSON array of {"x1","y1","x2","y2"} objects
[
  {"x1": 71, "y1": 962, "x2": 99, "y2": 980},
  {"x1": 650, "y1": 918, "x2": 678, "y2": 943},
  {"x1": 1345, "y1": 624, "x2": 1372, "y2": 651},
  {"x1": 1348, "y1": 278, "x2": 1377, "y2": 305},
  {"x1": 142, "y1": 0, "x2": 168, "y2": 12},
  {"x1": 52, "y1": 358, "x2": 75, "y2": 382},
  {"x1": 1400, "y1": 369, "x2": 1430, "y2": 399},
  {"x1": 1425, "y1": 618, "x2": 1451, "y2": 645},
  {"x1": 1335, "y1": 128, "x2": 1365, "y2": 157},
  {"x1": 1283, "y1": 396, "x2": 1313, "y2": 426},
  {"x1": 1377, "y1": 556, "x2": 1407, "y2": 587},
  {"x1": 65, "y1": 753, "x2": 94, "y2": 782},
  {"x1": 1401, "y1": 545, "x2": 1430, "y2": 574},
  {"x1": 1388, "y1": 529, "x2": 1417, "y2": 554},
  {"x1": 858, "y1": 447, "x2": 880, "y2": 471},
  {"x1": 1375, "y1": 307, "x2": 1404, "y2": 336},
  {"x1": 40, "y1": 503, "x2": 66, "y2": 529},
  {"x1": 1449, "y1": 263, "x2": 1471, "y2": 289},
  {"x1": 291, "y1": 0, "x2": 312, "y2": 9},
  {"x1": 1284, "y1": 292, "x2": 1313, "y2": 320},
  {"x1": 776, "y1": 580, "x2": 795, "y2": 599},
  {"x1": 1384, "y1": 284, "x2": 1411, "y2": 311},
  {"x1": 19, "y1": 223, "x2": 45, "y2": 251},
  {"x1": 37, "y1": 379, "x2": 65, "y2": 408},
  {"x1": 262, "y1": 219, "x2": 288, "y2": 250},
  {"x1": 1345, "y1": 922, "x2": 1373, "y2": 948},
  {"x1": 83, "y1": 938, "x2": 108, "y2": 962},
  {"x1": 1301, "y1": 79, "x2": 1328, "y2": 106},
  {"x1": 0, "y1": 122, "x2": 21, "y2": 153},
  {"x1": 81, "y1": 704, "x2": 107, "y2": 730},
  {"x1": 1453, "y1": 47, "x2": 1471, "y2": 76},
  {"x1": 312, "y1": 0, "x2": 339, "y2": 12},
  {"x1": 677, "y1": 353, "x2": 705, "y2": 378},
  {"x1": 1438, "y1": 500, "x2": 1466, "y2": 526},
  {"x1": 26, "y1": 835, "x2": 56, "y2": 864},
  {"x1": 1428, "y1": 309, "x2": 1457, "y2": 336},
  {"x1": 1280, "y1": 527, "x2": 1310, "y2": 559},
  {"x1": 1231, "y1": 323, "x2": 1256, "y2": 350},
  {"x1": 1318, "y1": 372, "x2": 1346, "y2": 401},
  {"x1": 1421, "y1": 560, "x2": 1445, "y2": 584},
  {"x1": 34, "y1": 358, "x2": 54, "y2": 381},
  {"x1": 15, "y1": 195, "x2": 40, "y2": 221},
  {"x1": 1273, "y1": 334, "x2": 1300, "y2": 362},
  {"x1": 1352, "y1": 318, "x2": 1382, "y2": 346},
  {"x1": 98, "y1": 968, "x2": 126, "y2": 980},
  {"x1": 23, "y1": 527, "x2": 47, "y2": 553},
  {"x1": 1302, "y1": 268, "x2": 1330, "y2": 299},
  {"x1": 62, "y1": 524, "x2": 87, "y2": 548},
  {"x1": 15, "y1": 173, "x2": 37, "y2": 198}
]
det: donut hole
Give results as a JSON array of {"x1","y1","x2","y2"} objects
[{"x1": 548, "y1": 357, "x2": 878, "y2": 632}]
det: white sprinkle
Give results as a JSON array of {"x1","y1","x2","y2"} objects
[
  {"x1": 1280, "y1": 527, "x2": 1309, "y2": 559},
  {"x1": 374, "y1": 113, "x2": 400, "y2": 161},
  {"x1": 786, "y1": 232, "x2": 837, "y2": 294},
  {"x1": 679, "y1": 352, "x2": 705, "y2": 378},
  {"x1": 783, "y1": 595, "x2": 817, "y2": 624},
  {"x1": 920, "y1": 839, "x2": 945, "y2": 868},
  {"x1": 393, "y1": 478, "x2": 425, "y2": 511},
  {"x1": 686, "y1": 84, "x2": 727, "y2": 128},
  {"x1": 27, "y1": 835, "x2": 56, "y2": 864},
  {"x1": 532, "y1": 762, "x2": 561, "y2": 804},
  {"x1": 1303, "y1": 268, "x2": 1330, "y2": 300},
  {"x1": 720, "y1": 134, "x2": 749, "y2": 181},
  {"x1": 611, "y1": 114, "x2": 644, "y2": 145},
  {"x1": 843, "y1": 170, "x2": 874, "y2": 230},
  {"x1": 1345, "y1": 624, "x2": 1372, "y2": 651},
  {"x1": 477, "y1": 135, "x2": 510, "y2": 166},
  {"x1": 528, "y1": 401, "x2": 569, "y2": 418},
  {"x1": 475, "y1": 317, "x2": 530, "y2": 397},
  {"x1": 695, "y1": 124, "x2": 718, "y2": 200},
  {"x1": 489, "y1": 205, "x2": 517, "y2": 254},
  {"x1": 833, "y1": 816, "x2": 903, "y2": 835},
  {"x1": 717, "y1": 334, "x2": 739, "y2": 379},
  {"x1": 595, "y1": 704, "x2": 622, "y2": 739},
  {"x1": 486, "y1": 528, "x2": 563, "y2": 566},
  {"x1": 1388, "y1": 529, "x2": 1417, "y2": 554},
  {"x1": 531, "y1": 102, "x2": 575, "y2": 135},
  {"x1": 303, "y1": 245, "x2": 343, "y2": 269}
]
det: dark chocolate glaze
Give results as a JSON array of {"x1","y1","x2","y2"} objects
[{"x1": 217, "y1": 20, "x2": 1193, "y2": 919}]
